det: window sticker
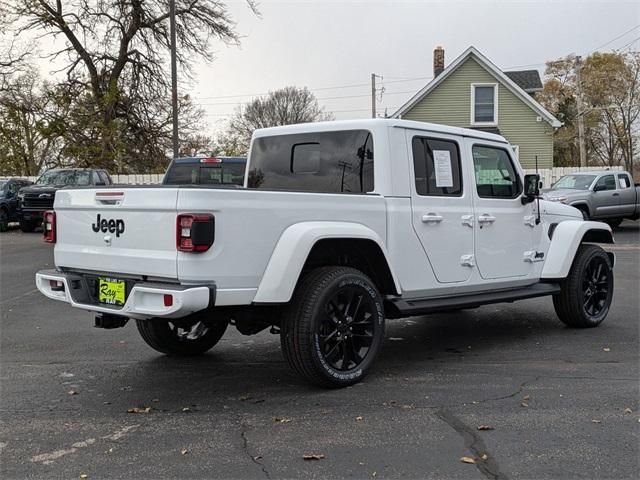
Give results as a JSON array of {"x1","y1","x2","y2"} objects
[{"x1": 433, "y1": 150, "x2": 453, "y2": 187}]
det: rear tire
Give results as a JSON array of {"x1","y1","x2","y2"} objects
[
  {"x1": 136, "y1": 310, "x2": 228, "y2": 356},
  {"x1": 553, "y1": 244, "x2": 613, "y2": 328},
  {"x1": 604, "y1": 218, "x2": 622, "y2": 229},
  {"x1": 280, "y1": 266, "x2": 385, "y2": 388},
  {"x1": 19, "y1": 219, "x2": 37, "y2": 232}
]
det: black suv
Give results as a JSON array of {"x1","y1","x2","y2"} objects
[
  {"x1": 0, "y1": 178, "x2": 34, "y2": 232},
  {"x1": 18, "y1": 168, "x2": 112, "y2": 232}
]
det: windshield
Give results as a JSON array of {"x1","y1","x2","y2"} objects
[
  {"x1": 36, "y1": 170, "x2": 91, "y2": 186},
  {"x1": 551, "y1": 175, "x2": 596, "y2": 190}
]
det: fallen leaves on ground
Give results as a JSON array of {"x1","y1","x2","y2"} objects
[
  {"x1": 182, "y1": 407, "x2": 191, "y2": 413},
  {"x1": 68, "y1": 390, "x2": 78, "y2": 395},
  {"x1": 127, "y1": 406, "x2": 151, "y2": 414},
  {"x1": 521, "y1": 402, "x2": 529, "y2": 408},
  {"x1": 603, "y1": 347, "x2": 611, "y2": 352},
  {"x1": 356, "y1": 416, "x2": 363, "y2": 421},
  {"x1": 274, "y1": 417, "x2": 292, "y2": 423},
  {"x1": 481, "y1": 454, "x2": 488, "y2": 461},
  {"x1": 477, "y1": 425, "x2": 494, "y2": 431},
  {"x1": 592, "y1": 419, "x2": 602, "y2": 423},
  {"x1": 624, "y1": 407, "x2": 633, "y2": 414},
  {"x1": 460, "y1": 456, "x2": 476, "y2": 464},
  {"x1": 80, "y1": 475, "x2": 88, "y2": 479},
  {"x1": 180, "y1": 449, "x2": 189, "y2": 455},
  {"x1": 303, "y1": 454, "x2": 325, "y2": 460}
]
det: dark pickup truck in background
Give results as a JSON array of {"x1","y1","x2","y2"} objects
[
  {"x1": 0, "y1": 178, "x2": 34, "y2": 232},
  {"x1": 17, "y1": 168, "x2": 112, "y2": 232}
]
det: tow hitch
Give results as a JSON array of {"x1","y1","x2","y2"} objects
[{"x1": 94, "y1": 313, "x2": 129, "y2": 329}]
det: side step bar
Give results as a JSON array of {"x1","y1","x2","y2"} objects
[{"x1": 386, "y1": 282, "x2": 561, "y2": 318}]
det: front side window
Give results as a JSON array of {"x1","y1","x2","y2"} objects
[
  {"x1": 595, "y1": 175, "x2": 616, "y2": 191},
  {"x1": 472, "y1": 84, "x2": 497, "y2": 124},
  {"x1": 412, "y1": 137, "x2": 462, "y2": 196},
  {"x1": 472, "y1": 145, "x2": 521, "y2": 198},
  {"x1": 248, "y1": 130, "x2": 374, "y2": 193}
]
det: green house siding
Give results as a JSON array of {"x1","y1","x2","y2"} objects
[{"x1": 401, "y1": 58, "x2": 554, "y2": 169}]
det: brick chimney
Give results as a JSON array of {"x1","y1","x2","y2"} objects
[{"x1": 433, "y1": 46, "x2": 445, "y2": 77}]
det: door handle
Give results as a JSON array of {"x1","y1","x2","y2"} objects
[
  {"x1": 422, "y1": 213, "x2": 443, "y2": 223},
  {"x1": 612, "y1": 193, "x2": 619, "y2": 196},
  {"x1": 478, "y1": 214, "x2": 496, "y2": 224}
]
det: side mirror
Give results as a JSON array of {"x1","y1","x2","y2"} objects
[
  {"x1": 593, "y1": 184, "x2": 605, "y2": 192},
  {"x1": 521, "y1": 174, "x2": 540, "y2": 204}
]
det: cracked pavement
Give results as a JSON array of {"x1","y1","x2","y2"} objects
[{"x1": 1, "y1": 221, "x2": 639, "y2": 479}]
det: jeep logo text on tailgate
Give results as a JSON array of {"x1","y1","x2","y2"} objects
[{"x1": 92, "y1": 214, "x2": 125, "y2": 237}]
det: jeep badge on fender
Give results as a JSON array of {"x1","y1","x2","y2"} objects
[{"x1": 91, "y1": 214, "x2": 125, "y2": 237}]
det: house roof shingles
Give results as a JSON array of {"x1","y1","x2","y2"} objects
[{"x1": 504, "y1": 70, "x2": 543, "y2": 92}]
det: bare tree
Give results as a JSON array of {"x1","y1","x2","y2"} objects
[
  {"x1": 0, "y1": 70, "x2": 65, "y2": 175},
  {"x1": 6, "y1": 0, "x2": 256, "y2": 169},
  {"x1": 224, "y1": 86, "x2": 333, "y2": 151}
]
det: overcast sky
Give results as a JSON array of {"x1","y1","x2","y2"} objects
[{"x1": 187, "y1": 0, "x2": 638, "y2": 133}]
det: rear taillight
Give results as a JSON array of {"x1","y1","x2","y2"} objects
[
  {"x1": 200, "y1": 157, "x2": 221, "y2": 163},
  {"x1": 43, "y1": 210, "x2": 56, "y2": 243},
  {"x1": 176, "y1": 214, "x2": 215, "y2": 252}
]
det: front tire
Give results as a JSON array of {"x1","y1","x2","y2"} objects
[
  {"x1": 136, "y1": 310, "x2": 228, "y2": 356},
  {"x1": 280, "y1": 266, "x2": 385, "y2": 388},
  {"x1": 0, "y1": 209, "x2": 8, "y2": 232},
  {"x1": 553, "y1": 244, "x2": 613, "y2": 328}
]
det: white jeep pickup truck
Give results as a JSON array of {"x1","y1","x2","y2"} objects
[{"x1": 36, "y1": 119, "x2": 615, "y2": 387}]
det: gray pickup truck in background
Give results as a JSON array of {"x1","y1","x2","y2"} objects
[{"x1": 543, "y1": 170, "x2": 639, "y2": 228}]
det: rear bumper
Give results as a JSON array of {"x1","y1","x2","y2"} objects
[{"x1": 35, "y1": 269, "x2": 214, "y2": 320}]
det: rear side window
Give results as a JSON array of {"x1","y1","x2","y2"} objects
[
  {"x1": 472, "y1": 145, "x2": 521, "y2": 198},
  {"x1": 412, "y1": 137, "x2": 462, "y2": 196},
  {"x1": 617, "y1": 173, "x2": 631, "y2": 189},
  {"x1": 248, "y1": 130, "x2": 374, "y2": 193}
]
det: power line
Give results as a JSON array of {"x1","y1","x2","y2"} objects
[
  {"x1": 587, "y1": 24, "x2": 640, "y2": 54},
  {"x1": 203, "y1": 106, "x2": 400, "y2": 117},
  {"x1": 197, "y1": 89, "x2": 417, "y2": 106},
  {"x1": 615, "y1": 35, "x2": 640, "y2": 52}
]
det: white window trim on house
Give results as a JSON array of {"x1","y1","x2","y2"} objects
[{"x1": 470, "y1": 83, "x2": 498, "y2": 126}]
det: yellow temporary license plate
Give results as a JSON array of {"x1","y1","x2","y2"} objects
[{"x1": 98, "y1": 278, "x2": 126, "y2": 306}]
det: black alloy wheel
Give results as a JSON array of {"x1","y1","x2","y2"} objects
[
  {"x1": 553, "y1": 244, "x2": 614, "y2": 328},
  {"x1": 581, "y1": 255, "x2": 612, "y2": 318},
  {"x1": 319, "y1": 285, "x2": 378, "y2": 372}
]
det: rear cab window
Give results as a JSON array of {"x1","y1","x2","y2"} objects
[
  {"x1": 412, "y1": 136, "x2": 462, "y2": 196},
  {"x1": 248, "y1": 130, "x2": 374, "y2": 193}
]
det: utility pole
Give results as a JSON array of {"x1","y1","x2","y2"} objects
[
  {"x1": 371, "y1": 73, "x2": 383, "y2": 118},
  {"x1": 575, "y1": 55, "x2": 587, "y2": 167},
  {"x1": 371, "y1": 73, "x2": 376, "y2": 118},
  {"x1": 170, "y1": 0, "x2": 179, "y2": 159}
]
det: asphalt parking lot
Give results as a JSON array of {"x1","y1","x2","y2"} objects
[{"x1": 1, "y1": 222, "x2": 638, "y2": 480}]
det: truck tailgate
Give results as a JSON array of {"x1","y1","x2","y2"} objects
[{"x1": 54, "y1": 188, "x2": 179, "y2": 279}]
